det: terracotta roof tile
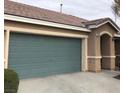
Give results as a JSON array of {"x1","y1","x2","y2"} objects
[
  {"x1": 83, "y1": 18, "x2": 110, "y2": 25},
  {"x1": 4, "y1": 0, "x2": 88, "y2": 27}
]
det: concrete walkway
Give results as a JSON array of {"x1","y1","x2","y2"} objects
[{"x1": 18, "y1": 70, "x2": 120, "y2": 93}]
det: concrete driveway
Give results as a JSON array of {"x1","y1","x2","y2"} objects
[{"x1": 18, "y1": 70, "x2": 120, "y2": 93}]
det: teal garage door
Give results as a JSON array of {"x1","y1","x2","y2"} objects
[{"x1": 9, "y1": 33, "x2": 81, "y2": 79}]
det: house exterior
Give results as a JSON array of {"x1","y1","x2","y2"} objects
[{"x1": 4, "y1": 0, "x2": 120, "y2": 79}]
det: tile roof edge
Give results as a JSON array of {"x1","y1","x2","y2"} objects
[
  {"x1": 5, "y1": 13, "x2": 91, "y2": 32},
  {"x1": 4, "y1": 12, "x2": 87, "y2": 28},
  {"x1": 5, "y1": 0, "x2": 88, "y2": 22},
  {"x1": 83, "y1": 17, "x2": 120, "y2": 32}
]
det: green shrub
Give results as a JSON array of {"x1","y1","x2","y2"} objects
[{"x1": 4, "y1": 69, "x2": 19, "y2": 93}]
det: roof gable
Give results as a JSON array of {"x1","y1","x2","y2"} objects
[{"x1": 83, "y1": 18, "x2": 120, "y2": 32}]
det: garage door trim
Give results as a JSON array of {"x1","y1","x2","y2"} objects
[{"x1": 4, "y1": 28, "x2": 88, "y2": 72}]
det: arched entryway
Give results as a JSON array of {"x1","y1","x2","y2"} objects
[{"x1": 100, "y1": 33, "x2": 111, "y2": 70}]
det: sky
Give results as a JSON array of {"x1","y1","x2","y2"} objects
[{"x1": 11, "y1": 0, "x2": 120, "y2": 25}]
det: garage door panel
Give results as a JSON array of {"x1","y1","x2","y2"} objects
[
  {"x1": 10, "y1": 62, "x2": 80, "y2": 73},
  {"x1": 9, "y1": 33, "x2": 81, "y2": 79},
  {"x1": 9, "y1": 57, "x2": 80, "y2": 65},
  {"x1": 21, "y1": 64, "x2": 79, "y2": 72},
  {"x1": 17, "y1": 66, "x2": 80, "y2": 78}
]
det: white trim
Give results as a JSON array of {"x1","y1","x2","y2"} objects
[
  {"x1": 87, "y1": 56, "x2": 102, "y2": 59},
  {"x1": 4, "y1": 14, "x2": 91, "y2": 32},
  {"x1": 89, "y1": 20, "x2": 119, "y2": 32},
  {"x1": 102, "y1": 56, "x2": 116, "y2": 58},
  {"x1": 4, "y1": 27, "x2": 88, "y2": 70},
  {"x1": 81, "y1": 38, "x2": 88, "y2": 71},
  {"x1": 4, "y1": 30, "x2": 10, "y2": 69},
  {"x1": 84, "y1": 38, "x2": 88, "y2": 71},
  {"x1": 88, "y1": 25, "x2": 96, "y2": 28},
  {"x1": 114, "y1": 34, "x2": 120, "y2": 37},
  {"x1": 87, "y1": 56, "x2": 116, "y2": 58},
  {"x1": 4, "y1": 59, "x2": 7, "y2": 68},
  {"x1": 99, "y1": 31, "x2": 113, "y2": 37},
  {"x1": 4, "y1": 26, "x2": 88, "y2": 38}
]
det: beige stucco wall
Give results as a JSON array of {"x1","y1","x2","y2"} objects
[
  {"x1": 5, "y1": 20, "x2": 89, "y2": 37},
  {"x1": 88, "y1": 23, "x2": 118, "y2": 56},
  {"x1": 87, "y1": 23, "x2": 118, "y2": 72}
]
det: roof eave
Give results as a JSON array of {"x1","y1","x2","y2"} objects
[
  {"x1": 4, "y1": 14, "x2": 91, "y2": 32},
  {"x1": 87, "y1": 20, "x2": 120, "y2": 32},
  {"x1": 114, "y1": 34, "x2": 120, "y2": 37}
]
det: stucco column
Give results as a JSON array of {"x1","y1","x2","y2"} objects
[
  {"x1": 87, "y1": 33, "x2": 101, "y2": 72},
  {"x1": 109, "y1": 37, "x2": 116, "y2": 70},
  {"x1": 94, "y1": 35, "x2": 101, "y2": 72},
  {"x1": 4, "y1": 30, "x2": 10, "y2": 69}
]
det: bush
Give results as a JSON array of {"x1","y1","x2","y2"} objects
[{"x1": 4, "y1": 69, "x2": 19, "y2": 93}]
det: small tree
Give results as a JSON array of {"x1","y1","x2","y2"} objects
[{"x1": 111, "y1": 0, "x2": 120, "y2": 22}]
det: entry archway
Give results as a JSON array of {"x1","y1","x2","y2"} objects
[{"x1": 100, "y1": 33, "x2": 111, "y2": 70}]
